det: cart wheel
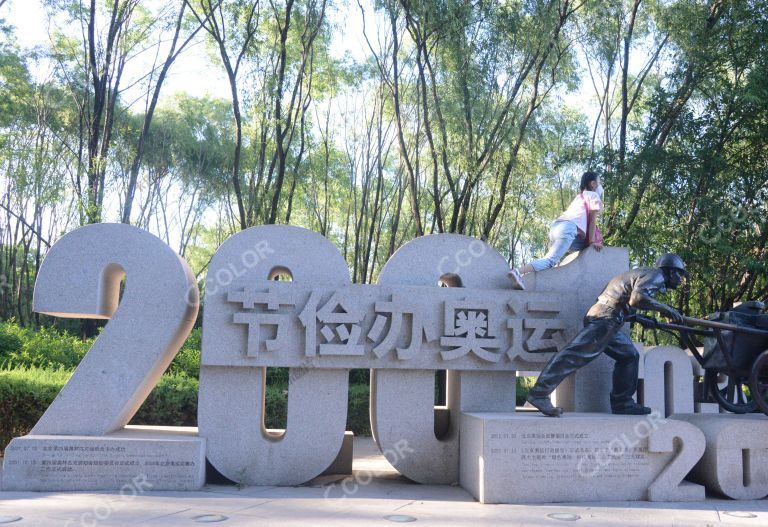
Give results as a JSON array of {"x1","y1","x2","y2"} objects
[
  {"x1": 705, "y1": 369, "x2": 757, "y2": 414},
  {"x1": 749, "y1": 350, "x2": 768, "y2": 416}
]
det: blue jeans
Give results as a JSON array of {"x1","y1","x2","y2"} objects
[{"x1": 529, "y1": 220, "x2": 587, "y2": 272}]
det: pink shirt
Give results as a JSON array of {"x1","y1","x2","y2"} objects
[{"x1": 557, "y1": 190, "x2": 602, "y2": 234}]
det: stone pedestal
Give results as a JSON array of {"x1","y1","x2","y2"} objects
[
  {"x1": 672, "y1": 414, "x2": 768, "y2": 500},
  {"x1": 694, "y1": 402, "x2": 720, "y2": 414},
  {"x1": 1, "y1": 426, "x2": 205, "y2": 491},
  {"x1": 321, "y1": 431, "x2": 354, "y2": 475},
  {"x1": 459, "y1": 412, "x2": 705, "y2": 504}
]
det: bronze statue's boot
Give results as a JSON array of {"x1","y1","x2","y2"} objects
[
  {"x1": 526, "y1": 395, "x2": 563, "y2": 417},
  {"x1": 612, "y1": 403, "x2": 652, "y2": 415}
]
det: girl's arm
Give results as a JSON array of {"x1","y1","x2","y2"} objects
[{"x1": 588, "y1": 209, "x2": 602, "y2": 250}]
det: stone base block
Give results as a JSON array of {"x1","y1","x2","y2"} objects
[
  {"x1": 1, "y1": 426, "x2": 205, "y2": 491},
  {"x1": 321, "y1": 431, "x2": 354, "y2": 475},
  {"x1": 460, "y1": 412, "x2": 705, "y2": 504},
  {"x1": 694, "y1": 402, "x2": 720, "y2": 414},
  {"x1": 672, "y1": 414, "x2": 768, "y2": 500}
]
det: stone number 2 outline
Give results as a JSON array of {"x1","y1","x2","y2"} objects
[{"x1": 29, "y1": 223, "x2": 199, "y2": 436}]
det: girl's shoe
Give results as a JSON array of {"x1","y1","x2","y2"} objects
[{"x1": 507, "y1": 268, "x2": 526, "y2": 290}]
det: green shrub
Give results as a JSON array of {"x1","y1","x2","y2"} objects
[
  {"x1": 0, "y1": 365, "x2": 374, "y2": 454},
  {"x1": 266, "y1": 367, "x2": 289, "y2": 385},
  {"x1": 132, "y1": 372, "x2": 199, "y2": 426},
  {"x1": 0, "y1": 322, "x2": 205, "y2": 379},
  {"x1": 263, "y1": 382, "x2": 371, "y2": 437},
  {"x1": 0, "y1": 324, "x2": 23, "y2": 357},
  {"x1": 349, "y1": 369, "x2": 369, "y2": 385},
  {"x1": 166, "y1": 328, "x2": 202, "y2": 378},
  {"x1": 264, "y1": 384, "x2": 288, "y2": 430},
  {"x1": 0, "y1": 321, "x2": 90, "y2": 370},
  {"x1": 347, "y1": 383, "x2": 371, "y2": 436},
  {"x1": 517, "y1": 376, "x2": 536, "y2": 405},
  {"x1": 0, "y1": 366, "x2": 72, "y2": 452}
]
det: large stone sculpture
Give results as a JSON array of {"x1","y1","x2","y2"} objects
[
  {"x1": 3, "y1": 224, "x2": 204, "y2": 491},
  {"x1": 198, "y1": 225, "x2": 351, "y2": 486},
  {"x1": 3, "y1": 223, "x2": 762, "y2": 505}
]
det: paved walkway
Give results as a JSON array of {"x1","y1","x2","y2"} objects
[{"x1": 1, "y1": 438, "x2": 767, "y2": 526}]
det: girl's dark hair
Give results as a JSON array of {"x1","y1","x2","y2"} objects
[{"x1": 579, "y1": 171, "x2": 599, "y2": 192}]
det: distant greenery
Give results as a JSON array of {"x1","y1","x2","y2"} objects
[
  {"x1": 3, "y1": 0, "x2": 766, "y2": 330},
  {"x1": 0, "y1": 320, "x2": 537, "y2": 453},
  {"x1": 0, "y1": 321, "x2": 90, "y2": 370},
  {"x1": 0, "y1": 321, "x2": 375, "y2": 454},
  {"x1": 0, "y1": 364, "x2": 373, "y2": 454}
]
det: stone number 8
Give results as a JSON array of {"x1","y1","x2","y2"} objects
[{"x1": 30, "y1": 224, "x2": 199, "y2": 436}]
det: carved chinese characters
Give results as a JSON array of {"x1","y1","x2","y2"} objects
[{"x1": 201, "y1": 281, "x2": 581, "y2": 370}]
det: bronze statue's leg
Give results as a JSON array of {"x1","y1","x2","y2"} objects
[
  {"x1": 528, "y1": 317, "x2": 620, "y2": 398},
  {"x1": 602, "y1": 330, "x2": 640, "y2": 411}
]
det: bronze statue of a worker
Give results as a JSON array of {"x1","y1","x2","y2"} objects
[{"x1": 526, "y1": 253, "x2": 687, "y2": 417}]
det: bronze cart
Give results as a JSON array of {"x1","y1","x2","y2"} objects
[{"x1": 633, "y1": 301, "x2": 768, "y2": 415}]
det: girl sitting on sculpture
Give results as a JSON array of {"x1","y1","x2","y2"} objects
[{"x1": 508, "y1": 171, "x2": 604, "y2": 290}]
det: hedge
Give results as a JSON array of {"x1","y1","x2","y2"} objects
[
  {"x1": 0, "y1": 317, "x2": 535, "y2": 453},
  {"x1": 517, "y1": 375, "x2": 536, "y2": 405},
  {"x1": 0, "y1": 321, "x2": 90, "y2": 370},
  {"x1": 0, "y1": 367, "x2": 70, "y2": 453},
  {"x1": 0, "y1": 366, "x2": 373, "y2": 454},
  {"x1": 0, "y1": 322, "x2": 371, "y2": 386}
]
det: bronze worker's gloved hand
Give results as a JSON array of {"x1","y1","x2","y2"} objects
[{"x1": 662, "y1": 306, "x2": 684, "y2": 325}]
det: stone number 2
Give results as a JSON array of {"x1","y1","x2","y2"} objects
[
  {"x1": 30, "y1": 224, "x2": 199, "y2": 436},
  {"x1": 647, "y1": 420, "x2": 705, "y2": 501}
]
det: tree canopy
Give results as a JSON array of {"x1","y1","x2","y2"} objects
[{"x1": 1, "y1": 0, "x2": 766, "y2": 330}]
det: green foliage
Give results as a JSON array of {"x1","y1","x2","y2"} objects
[
  {"x1": 0, "y1": 366, "x2": 72, "y2": 453},
  {"x1": 264, "y1": 383, "x2": 288, "y2": 431},
  {"x1": 347, "y1": 383, "x2": 371, "y2": 437},
  {"x1": 0, "y1": 324, "x2": 23, "y2": 357},
  {"x1": 166, "y1": 328, "x2": 202, "y2": 378},
  {"x1": 266, "y1": 367, "x2": 289, "y2": 385},
  {"x1": 0, "y1": 363, "x2": 375, "y2": 454},
  {"x1": 0, "y1": 320, "x2": 208, "y2": 378},
  {"x1": 602, "y1": 0, "x2": 768, "y2": 322},
  {"x1": 349, "y1": 369, "x2": 370, "y2": 385},
  {"x1": 516, "y1": 376, "x2": 536, "y2": 406},
  {"x1": 0, "y1": 321, "x2": 90, "y2": 370},
  {"x1": 132, "y1": 372, "x2": 200, "y2": 427},
  {"x1": 0, "y1": 28, "x2": 33, "y2": 127},
  {"x1": 2, "y1": 0, "x2": 768, "y2": 353}
]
